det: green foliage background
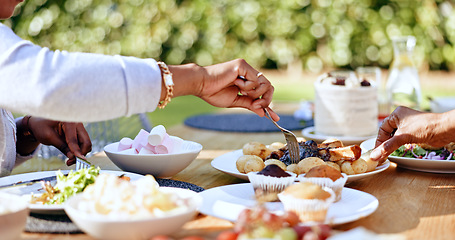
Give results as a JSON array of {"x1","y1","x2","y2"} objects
[{"x1": 3, "y1": 0, "x2": 455, "y2": 71}]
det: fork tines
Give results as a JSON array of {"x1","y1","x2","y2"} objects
[
  {"x1": 75, "y1": 158, "x2": 92, "y2": 171},
  {"x1": 285, "y1": 135, "x2": 300, "y2": 164},
  {"x1": 263, "y1": 108, "x2": 300, "y2": 164}
]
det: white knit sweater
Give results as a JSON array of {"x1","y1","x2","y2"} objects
[{"x1": 0, "y1": 23, "x2": 163, "y2": 176}]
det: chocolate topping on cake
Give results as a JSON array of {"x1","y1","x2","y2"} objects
[
  {"x1": 257, "y1": 164, "x2": 291, "y2": 178},
  {"x1": 360, "y1": 79, "x2": 371, "y2": 86}
]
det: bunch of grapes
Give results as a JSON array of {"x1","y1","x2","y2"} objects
[{"x1": 216, "y1": 205, "x2": 331, "y2": 240}]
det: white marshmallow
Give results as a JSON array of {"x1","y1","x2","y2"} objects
[{"x1": 148, "y1": 125, "x2": 167, "y2": 145}]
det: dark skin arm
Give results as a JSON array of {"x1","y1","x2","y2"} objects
[
  {"x1": 370, "y1": 106, "x2": 455, "y2": 162},
  {"x1": 16, "y1": 116, "x2": 92, "y2": 165}
]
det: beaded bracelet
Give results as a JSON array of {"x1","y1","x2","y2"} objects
[{"x1": 157, "y1": 61, "x2": 174, "y2": 109}]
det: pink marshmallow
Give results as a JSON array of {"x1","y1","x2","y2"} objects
[
  {"x1": 117, "y1": 137, "x2": 133, "y2": 151},
  {"x1": 142, "y1": 143, "x2": 157, "y2": 153},
  {"x1": 132, "y1": 129, "x2": 150, "y2": 153},
  {"x1": 154, "y1": 134, "x2": 174, "y2": 154},
  {"x1": 138, "y1": 147, "x2": 156, "y2": 155}
]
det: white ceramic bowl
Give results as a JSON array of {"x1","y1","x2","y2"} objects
[
  {"x1": 65, "y1": 187, "x2": 202, "y2": 240},
  {"x1": 104, "y1": 140, "x2": 202, "y2": 178},
  {"x1": 430, "y1": 97, "x2": 455, "y2": 113},
  {"x1": 0, "y1": 192, "x2": 29, "y2": 240}
]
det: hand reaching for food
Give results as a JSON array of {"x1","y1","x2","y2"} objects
[{"x1": 371, "y1": 106, "x2": 455, "y2": 163}]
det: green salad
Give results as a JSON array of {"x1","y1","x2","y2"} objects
[
  {"x1": 31, "y1": 166, "x2": 100, "y2": 205},
  {"x1": 391, "y1": 144, "x2": 454, "y2": 160}
]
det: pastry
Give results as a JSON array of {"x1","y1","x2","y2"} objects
[
  {"x1": 247, "y1": 165, "x2": 296, "y2": 202},
  {"x1": 300, "y1": 165, "x2": 348, "y2": 202},
  {"x1": 278, "y1": 182, "x2": 335, "y2": 223}
]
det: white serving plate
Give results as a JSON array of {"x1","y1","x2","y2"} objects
[
  {"x1": 211, "y1": 149, "x2": 389, "y2": 183},
  {"x1": 361, "y1": 138, "x2": 455, "y2": 173},
  {"x1": 0, "y1": 170, "x2": 144, "y2": 214},
  {"x1": 302, "y1": 126, "x2": 376, "y2": 145},
  {"x1": 198, "y1": 183, "x2": 378, "y2": 224}
]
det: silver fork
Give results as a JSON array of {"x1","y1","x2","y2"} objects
[
  {"x1": 263, "y1": 108, "x2": 300, "y2": 164},
  {"x1": 75, "y1": 157, "x2": 92, "y2": 170}
]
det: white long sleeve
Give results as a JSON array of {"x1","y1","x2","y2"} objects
[
  {"x1": 0, "y1": 23, "x2": 162, "y2": 122},
  {"x1": 0, "y1": 23, "x2": 164, "y2": 176}
]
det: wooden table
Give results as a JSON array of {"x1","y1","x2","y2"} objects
[{"x1": 21, "y1": 105, "x2": 455, "y2": 240}]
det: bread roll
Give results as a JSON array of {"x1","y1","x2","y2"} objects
[
  {"x1": 236, "y1": 155, "x2": 250, "y2": 173},
  {"x1": 340, "y1": 161, "x2": 356, "y2": 175},
  {"x1": 268, "y1": 142, "x2": 285, "y2": 152},
  {"x1": 243, "y1": 142, "x2": 272, "y2": 160},
  {"x1": 244, "y1": 157, "x2": 266, "y2": 173},
  {"x1": 351, "y1": 158, "x2": 368, "y2": 174},
  {"x1": 298, "y1": 157, "x2": 325, "y2": 173},
  {"x1": 361, "y1": 150, "x2": 379, "y2": 172},
  {"x1": 264, "y1": 159, "x2": 287, "y2": 171},
  {"x1": 237, "y1": 155, "x2": 263, "y2": 173},
  {"x1": 286, "y1": 164, "x2": 300, "y2": 174}
]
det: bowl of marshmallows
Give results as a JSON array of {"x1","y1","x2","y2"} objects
[{"x1": 104, "y1": 125, "x2": 202, "y2": 178}]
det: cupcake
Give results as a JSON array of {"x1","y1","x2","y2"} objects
[
  {"x1": 247, "y1": 164, "x2": 296, "y2": 202},
  {"x1": 299, "y1": 165, "x2": 348, "y2": 202},
  {"x1": 278, "y1": 182, "x2": 335, "y2": 223}
]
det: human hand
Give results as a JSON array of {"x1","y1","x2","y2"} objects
[
  {"x1": 28, "y1": 118, "x2": 92, "y2": 165},
  {"x1": 370, "y1": 106, "x2": 454, "y2": 162},
  {"x1": 169, "y1": 59, "x2": 279, "y2": 121},
  {"x1": 202, "y1": 59, "x2": 278, "y2": 119}
]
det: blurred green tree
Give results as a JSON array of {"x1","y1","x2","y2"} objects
[{"x1": 3, "y1": 0, "x2": 455, "y2": 72}]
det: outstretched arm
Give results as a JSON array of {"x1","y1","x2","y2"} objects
[{"x1": 370, "y1": 106, "x2": 455, "y2": 162}]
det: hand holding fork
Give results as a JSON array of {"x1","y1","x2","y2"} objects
[{"x1": 264, "y1": 108, "x2": 300, "y2": 164}]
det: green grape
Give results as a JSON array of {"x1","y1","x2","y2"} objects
[
  {"x1": 250, "y1": 225, "x2": 275, "y2": 239},
  {"x1": 276, "y1": 228, "x2": 298, "y2": 240}
]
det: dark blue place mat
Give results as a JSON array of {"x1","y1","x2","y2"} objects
[
  {"x1": 156, "y1": 178, "x2": 204, "y2": 192},
  {"x1": 25, "y1": 179, "x2": 204, "y2": 233},
  {"x1": 184, "y1": 113, "x2": 313, "y2": 132}
]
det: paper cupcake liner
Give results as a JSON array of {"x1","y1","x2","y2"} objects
[
  {"x1": 247, "y1": 172, "x2": 297, "y2": 202},
  {"x1": 298, "y1": 173, "x2": 348, "y2": 202},
  {"x1": 278, "y1": 187, "x2": 335, "y2": 223}
]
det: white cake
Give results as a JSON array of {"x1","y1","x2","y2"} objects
[{"x1": 314, "y1": 72, "x2": 378, "y2": 137}]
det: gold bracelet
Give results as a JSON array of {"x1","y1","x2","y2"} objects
[{"x1": 157, "y1": 61, "x2": 174, "y2": 109}]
